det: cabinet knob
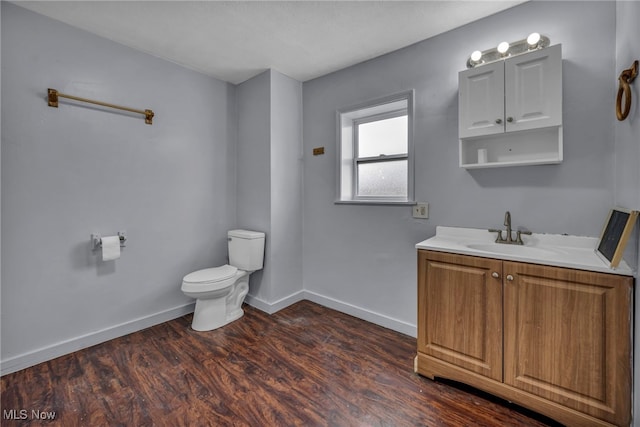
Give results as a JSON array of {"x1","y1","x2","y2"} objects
[
  {"x1": 492, "y1": 272, "x2": 500, "y2": 279},
  {"x1": 506, "y1": 274, "x2": 514, "y2": 281},
  {"x1": 495, "y1": 118, "x2": 503, "y2": 124},
  {"x1": 506, "y1": 117, "x2": 514, "y2": 123}
]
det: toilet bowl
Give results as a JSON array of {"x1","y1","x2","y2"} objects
[{"x1": 181, "y1": 230, "x2": 265, "y2": 331}]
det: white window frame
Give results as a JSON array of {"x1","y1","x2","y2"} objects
[{"x1": 336, "y1": 91, "x2": 414, "y2": 204}]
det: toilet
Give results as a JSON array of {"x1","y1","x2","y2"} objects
[{"x1": 181, "y1": 229, "x2": 265, "y2": 331}]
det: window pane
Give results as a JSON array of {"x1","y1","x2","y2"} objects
[
  {"x1": 357, "y1": 160, "x2": 407, "y2": 197},
  {"x1": 357, "y1": 115, "x2": 407, "y2": 158}
]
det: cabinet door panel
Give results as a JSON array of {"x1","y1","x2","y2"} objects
[
  {"x1": 503, "y1": 261, "x2": 631, "y2": 426},
  {"x1": 458, "y1": 61, "x2": 504, "y2": 138},
  {"x1": 418, "y1": 251, "x2": 503, "y2": 380},
  {"x1": 505, "y1": 44, "x2": 562, "y2": 132}
]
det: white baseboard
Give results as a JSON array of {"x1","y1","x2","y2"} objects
[
  {"x1": 245, "y1": 290, "x2": 417, "y2": 338},
  {"x1": 0, "y1": 302, "x2": 195, "y2": 376},
  {"x1": 244, "y1": 290, "x2": 306, "y2": 314},
  {"x1": 3, "y1": 291, "x2": 416, "y2": 376},
  {"x1": 303, "y1": 291, "x2": 417, "y2": 338}
]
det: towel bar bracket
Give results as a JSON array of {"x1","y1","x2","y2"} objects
[{"x1": 47, "y1": 89, "x2": 59, "y2": 108}]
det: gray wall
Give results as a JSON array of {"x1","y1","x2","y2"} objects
[
  {"x1": 302, "y1": 0, "x2": 619, "y2": 334},
  {"x1": 236, "y1": 71, "x2": 272, "y2": 236},
  {"x1": 614, "y1": 0, "x2": 640, "y2": 419},
  {"x1": 236, "y1": 71, "x2": 272, "y2": 301},
  {"x1": 615, "y1": 1, "x2": 640, "y2": 241},
  {"x1": 0, "y1": 2, "x2": 3, "y2": 341},
  {"x1": 237, "y1": 70, "x2": 303, "y2": 308},
  {"x1": 269, "y1": 71, "x2": 303, "y2": 303},
  {"x1": 1, "y1": 3, "x2": 237, "y2": 371}
]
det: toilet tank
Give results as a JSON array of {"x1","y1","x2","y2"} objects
[{"x1": 228, "y1": 229, "x2": 265, "y2": 271}]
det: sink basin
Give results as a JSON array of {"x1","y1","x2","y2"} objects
[{"x1": 465, "y1": 243, "x2": 556, "y2": 258}]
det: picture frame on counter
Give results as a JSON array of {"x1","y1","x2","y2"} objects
[{"x1": 595, "y1": 207, "x2": 639, "y2": 269}]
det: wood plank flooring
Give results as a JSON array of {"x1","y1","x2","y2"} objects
[{"x1": 2, "y1": 301, "x2": 560, "y2": 426}]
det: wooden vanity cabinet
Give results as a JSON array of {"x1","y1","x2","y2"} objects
[
  {"x1": 416, "y1": 250, "x2": 633, "y2": 427},
  {"x1": 417, "y1": 251, "x2": 503, "y2": 380}
]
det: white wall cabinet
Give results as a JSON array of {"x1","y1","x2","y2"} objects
[
  {"x1": 459, "y1": 45, "x2": 562, "y2": 168},
  {"x1": 459, "y1": 60, "x2": 505, "y2": 138}
]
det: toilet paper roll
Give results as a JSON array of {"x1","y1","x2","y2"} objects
[{"x1": 101, "y1": 236, "x2": 121, "y2": 261}]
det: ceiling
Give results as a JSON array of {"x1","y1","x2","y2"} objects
[{"x1": 13, "y1": 1, "x2": 526, "y2": 85}]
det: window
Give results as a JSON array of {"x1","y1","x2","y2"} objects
[{"x1": 337, "y1": 91, "x2": 414, "y2": 204}]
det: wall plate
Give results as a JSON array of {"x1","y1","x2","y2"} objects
[{"x1": 413, "y1": 203, "x2": 429, "y2": 219}]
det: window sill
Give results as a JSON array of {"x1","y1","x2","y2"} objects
[{"x1": 335, "y1": 200, "x2": 416, "y2": 206}]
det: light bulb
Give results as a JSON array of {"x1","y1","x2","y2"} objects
[
  {"x1": 527, "y1": 32, "x2": 541, "y2": 47},
  {"x1": 470, "y1": 50, "x2": 482, "y2": 62},
  {"x1": 497, "y1": 42, "x2": 510, "y2": 54}
]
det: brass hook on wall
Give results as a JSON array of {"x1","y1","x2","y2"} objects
[{"x1": 616, "y1": 60, "x2": 638, "y2": 121}]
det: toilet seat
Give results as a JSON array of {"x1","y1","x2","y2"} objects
[{"x1": 182, "y1": 265, "x2": 238, "y2": 292}]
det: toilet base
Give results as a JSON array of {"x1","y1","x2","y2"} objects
[
  {"x1": 226, "y1": 307, "x2": 245, "y2": 325},
  {"x1": 191, "y1": 301, "x2": 246, "y2": 331},
  {"x1": 189, "y1": 274, "x2": 250, "y2": 332},
  {"x1": 191, "y1": 295, "x2": 229, "y2": 331}
]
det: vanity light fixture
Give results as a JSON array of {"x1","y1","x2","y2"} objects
[
  {"x1": 466, "y1": 33, "x2": 550, "y2": 68},
  {"x1": 497, "y1": 41, "x2": 510, "y2": 55},
  {"x1": 468, "y1": 50, "x2": 483, "y2": 67},
  {"x1": 527, "y1": 32, "x2": 541, "y2": 48}
]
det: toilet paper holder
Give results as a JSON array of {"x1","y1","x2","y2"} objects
[{"x1": 91, "y1": 231, "x2": 127, "y2": 250}]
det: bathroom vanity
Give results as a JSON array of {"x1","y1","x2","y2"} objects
[{"x1": 415, "y1": 227, "x2": 633, "y2": 427}]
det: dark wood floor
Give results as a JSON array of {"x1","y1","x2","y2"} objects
[{"x1": 2, "y1": 301, "x2": 560, "y2": 426}]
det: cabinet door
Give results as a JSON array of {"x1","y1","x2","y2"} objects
[
  {"x1": 503, "y1": 261, "x2": 632, "y2": 426},
  {"x1": 418, "y1": 251, "x2": 503, "y2": 381},
  {"x1": 505, "y1": 44, "x2": 562, "y2": 132},
  {"x1": 458, "y1": 61, "x2": 504, "y2": 138}
]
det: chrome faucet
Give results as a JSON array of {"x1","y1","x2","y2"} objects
[
  {"x1": 504, "y1": 211, "x2": 513, "y2": 243},
  {"x1": 489, "y1": 211, "x2": 531, "y2": 245}
]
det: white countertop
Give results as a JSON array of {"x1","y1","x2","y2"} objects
[{"x1": 416, "y1": 226, "x2": 634, "y2": 276}]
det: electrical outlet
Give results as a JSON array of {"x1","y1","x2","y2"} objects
[{"x1": 412, "y1": 203, "x2": 429, "y2": 219}]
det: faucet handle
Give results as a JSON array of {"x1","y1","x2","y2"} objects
[
  {"x1": 489, "y1": 228, "x2": 505, "y2": 242},
  {"x1": 516, "y1": 230, "x2": 532, "y2": 245}
]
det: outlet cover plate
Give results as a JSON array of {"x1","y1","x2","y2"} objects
[{"x1": 412, "y1": 203, "x2": 429, "y2": 219}]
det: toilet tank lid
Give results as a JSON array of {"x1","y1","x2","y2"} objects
[{"x1": 228, "y1": 229, "x2": 265, "y2": 239}]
